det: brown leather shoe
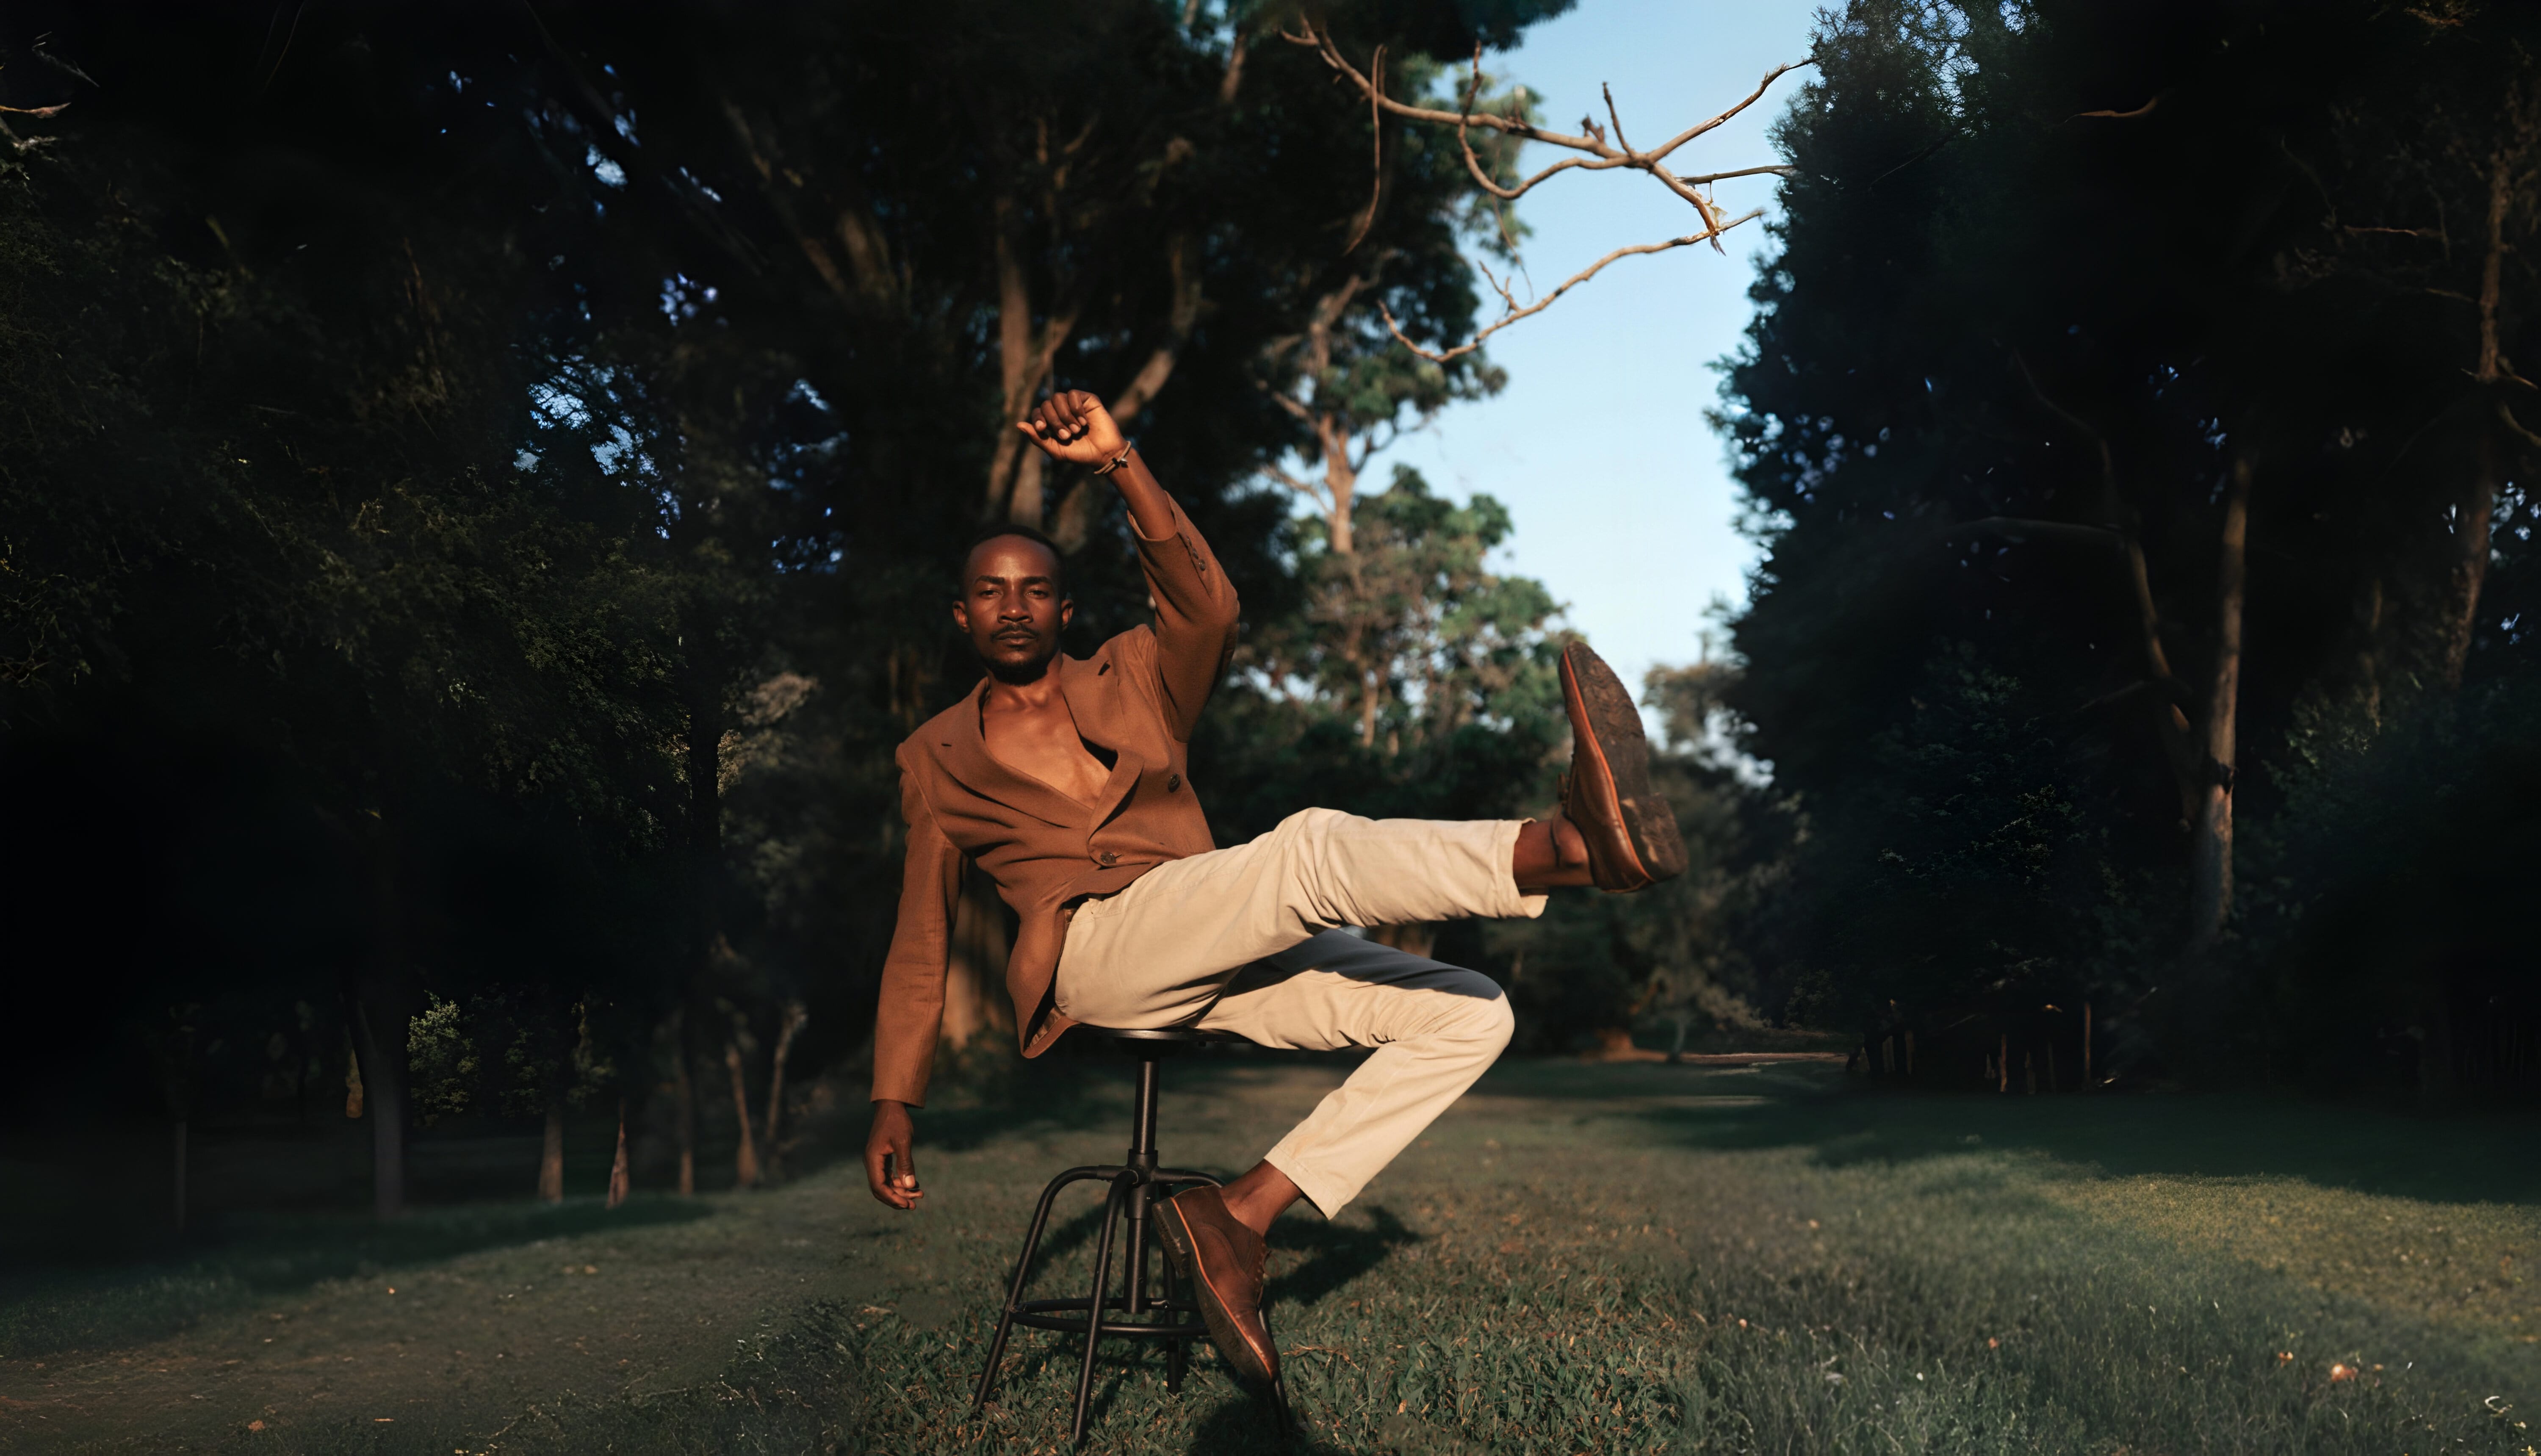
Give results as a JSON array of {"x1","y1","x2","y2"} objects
[
  {"x1": 1558, "y1": 641, "x2": 1688, "y2": 892},
  {"x1": 1155, "y1": 1185, "x2": 1277, "y2": 1390}
]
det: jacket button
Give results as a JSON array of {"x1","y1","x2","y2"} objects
[
  {"x1": 1166, "y1": 773, "x2": 1181, "y2": 792},
  {"x1": 1098, "y1": 850, "x2": 1118, "y2": 866}
]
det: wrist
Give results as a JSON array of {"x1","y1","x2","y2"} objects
[{"x1": 1094, "y1": 440, "x2": 1135, "y2": 476}]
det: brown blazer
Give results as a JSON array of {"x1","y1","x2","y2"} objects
[{"x1": 870, "y1": 493, "x2": 1241, "y2": 1107}]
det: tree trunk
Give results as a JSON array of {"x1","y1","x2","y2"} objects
[
  {"x1": 170, "y1": 1119, "x2": 187, "y2": 1235},
  {"x1": 2188, "y1": 455, "x2": 2251, "y2": 953},
  {"x1": 672, "y1": 1012, "x2": 697, "y2": 1196},
  {"x1": 985, "y1": 192, "x2": 1080, "y2": 525},
  {"x1": 940, "y1": 863, "x2": 1015, "y2": 1052},
  {"x1": 1318, "y1": 411, "x2": 1359, "y2": 555},
  {"x1": 344, "y1": 982, "x2": 412, "y2": 1221},
  {"x1": 2357, "y1": 576, "x2": 2385, "y2": 730},
  {"x1": 343, "y1": 1031, "x2": 365, "y2": 1119},
  {"x1": 537, "y1": 1093, "x2": 566, "y2": 1204},
  {"x1": 606, "y1": 1096, "x2": 632, "y2": 1208},
  {"x1": 762, "y1": 1003, "x2": 807, "y2": 1178},
  {"x1": 2441, "y1": 425, "x2": 2499, "y2": 689},
  {"x1": 339, "y1": 809, "x2": 420, "y2": 1223},
  {"x1": 679, "y1": 660, "x2": 722, "y2": 1198},
  {"x1": 724, "y1": 1038, "x2": 761, "y2": 1190}
]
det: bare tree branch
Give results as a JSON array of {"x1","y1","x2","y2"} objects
[
  {"x1": 2501, "y1": 400, "x2": 2541, "y2": 448},
  {"x1": 2067, "y1": 94, "x2": 2163, "y2": 122},
  {"x1": 1287, "y1": 18, "x2": 1802, "y2": 360},
  {"x1": 1342, "y1": 45, "x2": 1387, "y2": 254},
  {"x1": 1257, "y1": 460, "x2": 1327, "y2": 504},
  {"x1": 1378, "y1": 213, "x2": 1760, "y2": 363}
]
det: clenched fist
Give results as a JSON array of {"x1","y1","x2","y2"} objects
[{"x1": 1016, "y1": 390, "x2": 1127, "y2": 469}]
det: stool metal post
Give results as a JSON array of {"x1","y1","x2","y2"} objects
[
  {"x1": 969, "y1": 1027, "x2": 1290, "y2": 1446},
  {"x1": 1123, "y1": 1051, "x2": 1160, "y2": 1316}
]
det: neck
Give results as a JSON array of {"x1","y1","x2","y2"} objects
[{"x1": 981, "y1": 665, "x2": 1062, "y2": 708}]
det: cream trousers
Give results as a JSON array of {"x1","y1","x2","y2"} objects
[{"x1": 1053, "y1": 808, "x2": 1545, "y2": 1218}]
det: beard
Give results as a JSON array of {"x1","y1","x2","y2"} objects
[{"x1": 982, "y1": 636, "x2": 1060, "y2": 684}]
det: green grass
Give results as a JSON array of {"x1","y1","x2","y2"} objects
[{"x1": 2, "y1": 1055, "x2": 2535, "y2": 1454}]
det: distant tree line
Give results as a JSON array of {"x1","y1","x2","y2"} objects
[
  {"x1": 10, "y1": 0, "x2": 2531, "y2": 1245},
  {"x1": 0, "y1": 0, "x2": 1611, "y2": 1232},
  {"x1": 1719, "y1": 0, "x2": 2541, "y2": 1099}
]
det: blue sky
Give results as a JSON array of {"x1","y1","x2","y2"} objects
[{"x1": 1370, "y1": 0, "x2": 1824, "y2": 697}]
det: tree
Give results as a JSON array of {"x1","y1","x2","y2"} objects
[{"x1": 1714, "y1": 0, "x2": 2541, "y2": 1084}]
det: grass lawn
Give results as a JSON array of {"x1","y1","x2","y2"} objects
[{"x1": 3, "y1": 1054, "x2": 2536, "y2": 1454}]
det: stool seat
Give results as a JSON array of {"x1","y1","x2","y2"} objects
[{"x1": 973, "y1": 1024, "x2": 1293, "y2": 1444}]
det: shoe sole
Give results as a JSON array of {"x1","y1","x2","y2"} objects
[
  {"x1": 1156, "y1": 1197, "x2": 1277, "y2": 1390},
  {"x1": 1560, "y1": 642, "x2": 1688, "y2": 891}
]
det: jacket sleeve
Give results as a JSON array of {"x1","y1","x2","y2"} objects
[
  {"x1": 1130, "y1": 491, "x2": 1242, "y2": 741},
  {"x1": 870, "y1": 749, "x2": 963, "y2": 1107}
]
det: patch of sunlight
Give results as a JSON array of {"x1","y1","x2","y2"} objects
[{"x1": 2036, "y1": 1173, "x2": 2541, "y2": 1342}]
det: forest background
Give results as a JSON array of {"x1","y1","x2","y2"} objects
[{"x1": 0, "y1": 0, "x2": 2533, "y2": 1237}]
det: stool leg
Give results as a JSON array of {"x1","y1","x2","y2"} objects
[
  {"x1": 1070, "y1": 1174, "x2": 1131, "y2": 1445},
  {"x1": 973, "y1": 1165, "x2": 1108, "y2": 1411},
  {"x1": 1124, "y1": 1180, "x2": 1152, "y2": 1316}
]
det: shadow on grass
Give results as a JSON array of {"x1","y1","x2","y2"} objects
[
  {"x1": 1595, "y1": 1060, "x2": 2541, "y2": 1207},
  {"x1": 1273, "y1": 1204, "x2": 1419, "y2": 1310},
  {"x1": 0, "y1": 1193, "x2": 712, "y2": 1359},
  {"x1": 1013, "y1": 1193, "x2": 1420, "y2": 1319}
]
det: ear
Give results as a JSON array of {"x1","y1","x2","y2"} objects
[
  {"x1": 951, "y1": 599, "x2": 972, "y2": 633},
  {"x1": 1059, "y1": 598, "x2": 1074, "y2": 631}
]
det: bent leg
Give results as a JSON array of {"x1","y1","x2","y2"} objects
[
  {"x1": 1196, "y1": 930, "x2": 1514, "y2": 1220},
  {"x1": 1055, "y1": 809, "x2": 1545, "y2": 1030}
]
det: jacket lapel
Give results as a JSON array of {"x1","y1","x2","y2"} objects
[
  {"x1": 1060, "y1": 656, "x2": 1144, "y2": 828},
  {"x1": 930, "y1": 678, "x2": 1089, "y2": 830}
]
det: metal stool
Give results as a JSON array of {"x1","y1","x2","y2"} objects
[{"x1": 971, "y1": 1026, "x2": 1294, "y2": 1444}]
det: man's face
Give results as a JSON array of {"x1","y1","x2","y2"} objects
[{"x1": 954, "y1": 536, "x2": 1071, "y2": 683}]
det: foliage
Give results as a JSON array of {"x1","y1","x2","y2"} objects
[
  {"x1": 1716, "y1": 0, "x2": 2541, "y2": 1088},
  {"x1": 0, "y1": 0, "x2": 1592, "y2": 1201}
]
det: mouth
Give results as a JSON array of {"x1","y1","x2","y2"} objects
[{"x1": 992, "y1": 630, "x2": 1039, "y2": 648}]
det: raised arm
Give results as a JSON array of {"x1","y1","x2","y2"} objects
[{"x1": 1019, "y1": 391, "x2": 1241, "y2": 737}]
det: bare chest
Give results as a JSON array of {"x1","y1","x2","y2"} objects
[{"x1": 980, "y1": 698, "x2": 1115, "y2": 808}]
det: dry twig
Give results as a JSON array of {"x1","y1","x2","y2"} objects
[{"x1": 1284, "y1": 19, "x2": 1806, "y2": 361}]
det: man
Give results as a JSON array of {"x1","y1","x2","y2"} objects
[{"x1": 865, "y1": 390, "x2": 1683, "y2": 1394}]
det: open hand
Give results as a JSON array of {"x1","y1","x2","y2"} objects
[
  {"x1": 1016, "y1": 390, "x2": 1127, "y2": 469},
  {"x1": 864, "y1": 1100, "x2": 922, "y2": 1210}
]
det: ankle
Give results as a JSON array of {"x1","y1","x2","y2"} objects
[{"x1": 1550, "y1": 810, "x2": 1589, "y2": 868}]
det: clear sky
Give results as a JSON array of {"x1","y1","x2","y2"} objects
[{"x1": 1371, "y1": 0, "x2": 1824, "y2": 698}]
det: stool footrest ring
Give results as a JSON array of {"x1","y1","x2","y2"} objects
[{"x1": 969, "y1": 1035, "x2": 1293, "y2": 1446}]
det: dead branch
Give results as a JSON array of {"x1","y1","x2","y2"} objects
[
  {"x1": 1287, "y1": 22, "x2": 1802, "y2": 211},
  {"x1": 1379, "y1": 215, "x2": 1759, "y2": 363},
  {"x1": 1284, "y1": 18, "x2": 1803, "y2": 360},
  {"x1": 1342, "y1": 45, "x2": 1386, "y2": 253},
  {"x1": 2067, "y1": 95, "x2": 2163, "y2": 122}
]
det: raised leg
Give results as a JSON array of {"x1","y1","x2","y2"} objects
[
  {"x1": 1070, "y1": 1173, "x2": 1131, "y2": 1445},
  {"x1": 974, "y1": 1165, "x2": 1114, "y2": 1411}
]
